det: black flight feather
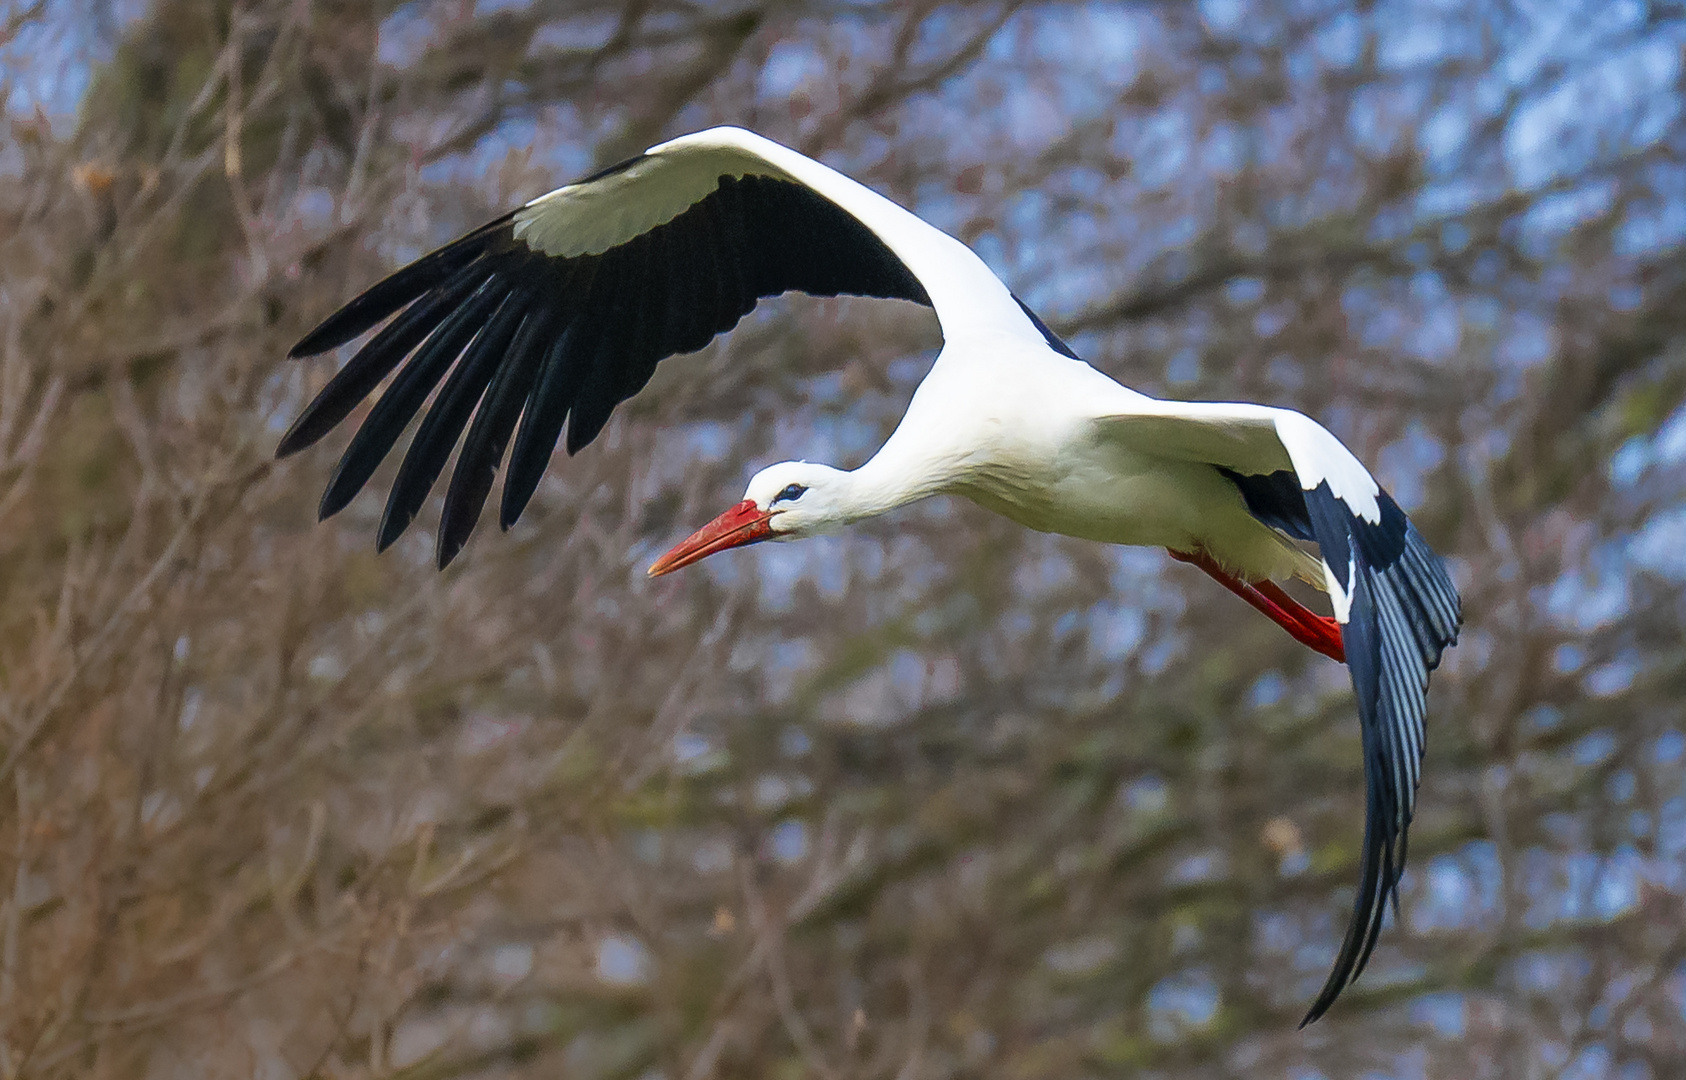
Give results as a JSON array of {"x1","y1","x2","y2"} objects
[
  {"x1": 1218, "y1": 467, "x2": 1314, "y2": 541},
  {"x1": 440, "y1": 301, "x2": 562, "y2": 566},
  {"x1": 1293, "y1": 485, "x2": 1460, "y2": 1026},
  {"x1": 1219, "y1": 465, "x2": 1460, "y2": 1024},
  {"x1": 500, "y1": 316, "x2": 583, "y2": 530},
  {"x1": 289, "y1": 213, "x2": 514, "y2": 358},
  {"x1": 563, "y1": 250, "x2": 631, "y2": 456},
  {"x1": 277, "y1": 263, "x2": 488, "y2": 458},
  {"x1": 284, "y1": 167, "x2": 937, "y2": 554},
  {"x1": 318, "y1": 274, "x2": 507, "y2": 521},
  {"x1": 709, "y1": 182, "x2": 750, "y2": 330},
  {"x1": 377, "y1": 285, "x2": 533, "y2": 552},
  {"x1": 662, "y1": 197, "x2": 712, "y2": 355}
]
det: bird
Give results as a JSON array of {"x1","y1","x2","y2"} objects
[{"x1": 278, "y1": 126, "x2": 1461, "y2": 1024}]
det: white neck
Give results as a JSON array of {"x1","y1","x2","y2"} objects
[
  {"x1": 757, "y1": 357, "x2": 982, "y2": 535},
  {"x1": 833, "y1": 426, "x2": 965, "y2": 525}
]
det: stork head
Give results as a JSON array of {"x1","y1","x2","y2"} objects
[{"x1": 647, "y1": 461, "x2": 850, "y2": 577}]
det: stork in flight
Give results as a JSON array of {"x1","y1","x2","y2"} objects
[{"x1": 279, "y1": 127, "x2": 1460, "y2": 1024}]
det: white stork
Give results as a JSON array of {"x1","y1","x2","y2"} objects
[{"x1": 279, "y1": 127, "x2": 1461, "y2": 1024}]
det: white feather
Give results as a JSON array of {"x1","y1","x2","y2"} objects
[
  {"x1": 1322, "y1": 555, "x2": 1358, "y2": 622},
  {"x1": 1095, "y1": 401, "x2": 1382, "y2": 525}
]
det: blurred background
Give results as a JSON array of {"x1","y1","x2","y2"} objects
[{"x1": 0, "y1": 0, "x2": 1681, "y2": 1076}]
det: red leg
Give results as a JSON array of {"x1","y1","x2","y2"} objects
[{"x1": 1168, "y1": 549, "x2": 1346, "y2": 664}]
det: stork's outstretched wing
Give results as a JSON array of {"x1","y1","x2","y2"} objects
[
  {"x1": 1099, "y1": 403, "x2": 1461, "y2": 1024},
  {"x1": 280, "y1": 127, "x2": 1051, "y2": 565}
]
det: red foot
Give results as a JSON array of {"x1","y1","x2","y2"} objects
[{"x1": 1168, "y1": 548, "x2": 1346, "y2": 664}]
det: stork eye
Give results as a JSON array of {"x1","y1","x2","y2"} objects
[{"x1": 772, "y1": 483, "x2": 808, "y2": 505}]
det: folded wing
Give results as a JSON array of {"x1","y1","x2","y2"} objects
[{"x1": 1099, "y1": 403, "x2": 1461, "y2": 1024}]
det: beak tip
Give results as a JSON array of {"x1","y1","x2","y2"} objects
[{"x1": 648, "y1": 500, "x2": 773, "y2": 580}]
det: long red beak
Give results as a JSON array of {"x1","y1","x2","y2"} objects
[{"x1": 648, "y1": 500, "x2": 777, "y2": 578}]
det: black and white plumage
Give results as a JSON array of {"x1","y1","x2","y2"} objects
[
  {"x1": 280, "y1": 139, "x2": 937, "y2": 564},
  {"x1": 279, "y1": 126, "x2": 1461, "y2": 1024}
]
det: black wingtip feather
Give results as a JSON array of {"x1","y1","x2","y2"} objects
[
  {"x1": 1298, "y1": 786, "x2": 1398, "y2": 1027},
  {"x1": 378, "y1": 288, "x2": 533, "y2": 555},
  {"x1": 1298, "y1": 585, "x2": 1405, "y2": 1027},
  {"x1": 289, "y1": 212, "x2": 515, "y2": 359},
  {"x1": 278, "y1": 264, "x2": 490, "y2": 459},
  {"x1": 501, "y1": 315, "x2": 586, "y2": 531},
  {"x1": 562, "y1": 254, "x2": 627, "y2": 458},
  {"x1": 318, "y1": 275, "x2": 508, "y2": 522},
  {"x1": 438, "y1": 303, "x2": 560, "y2": 568}
]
